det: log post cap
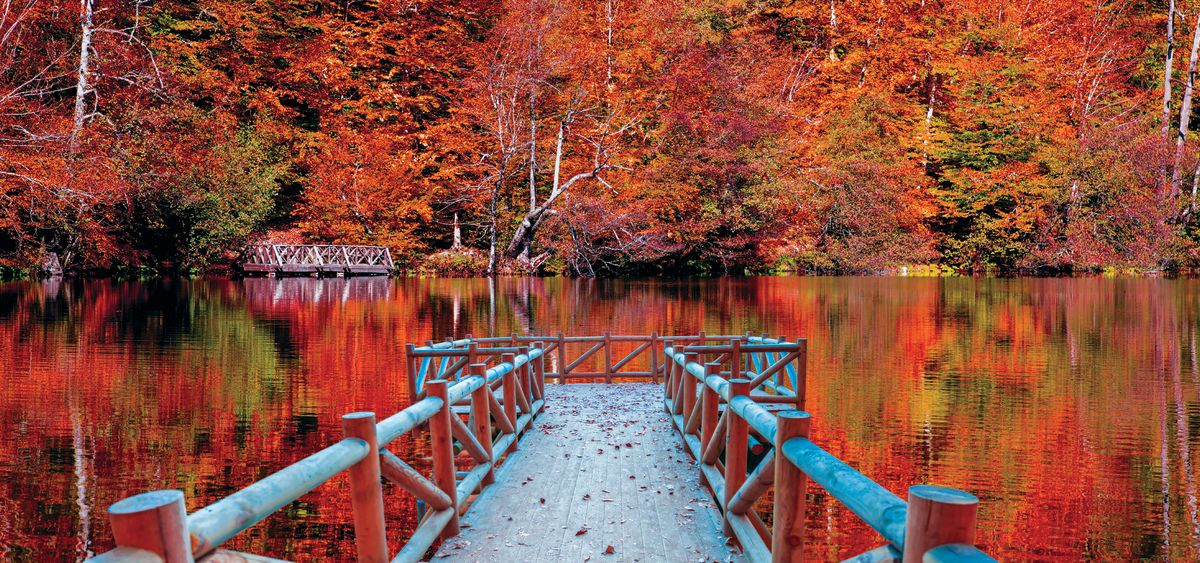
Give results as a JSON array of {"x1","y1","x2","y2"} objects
[
  {"x1": 342, "y1": 412, "x2": 376, "y2": 422},
  {"x1": 109, "y1": 490, "x2": 185, "y2": 515},
  {"x1": 909, "y1": 485, "x2": 978, "y2": 506},
  {"x1": 469, "y1": 363, "x2": 487, "y2": 375},
  {"x1": 776, "y1": 410, "x2": 812, "y2": 422}
]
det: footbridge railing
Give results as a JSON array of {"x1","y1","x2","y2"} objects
[
  {"x1": 406, "y1": 332, "x2": 805, "y2": 401},
  {"x1": 239, "y1": 244, "x2": 395, "y2": 276},
  {"x1": 663, "y1": 337, "x2": 996, "y2": 562},
  {"x1": 85, "y1": 333, "x2": 994, "y2": 563},
  {"x1": 87, "y1": 344, "x2": 548, "y2": 563}
]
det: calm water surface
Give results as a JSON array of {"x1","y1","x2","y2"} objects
[{"x1": 1, "y1": 276, "x2": 1198, "y2": 561}]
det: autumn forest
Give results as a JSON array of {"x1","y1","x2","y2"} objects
[{"x1": 3, "y1": 0, "x2": 1200, "y2": 276}]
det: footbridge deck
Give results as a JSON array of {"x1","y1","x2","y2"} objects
[
  {"x1": 87, "y1": 334, "x2": 996, "y2": 563},
  {"x1": 435, "y1": 383, "x2": 737, "y2": 561}
]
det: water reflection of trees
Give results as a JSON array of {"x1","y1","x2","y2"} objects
[{"x1": 0, "y1": 277, "x2": 1198, "y2": 560}]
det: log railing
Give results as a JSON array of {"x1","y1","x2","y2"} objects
[
  {"x1": 663, "y1": 338, "x2": 997, "y2": 563},
  {"x1": 407, "y1": 332, "x2": 805, "y2": 400},
  {"x1": 87, "y1": 347, "x2": 547, "y2": 563}
]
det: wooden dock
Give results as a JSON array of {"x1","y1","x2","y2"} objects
[
  {"x1": 435, "y1": 384, "x2": 739, "y2": 561},
  {"x1": 238, "y1": 244, "x2": 394, "y2": 276},
  {"x1": 86, "y1": 334, "x2": 996, "y2": 563}
]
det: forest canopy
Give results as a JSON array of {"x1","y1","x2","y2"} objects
[{"x1": 2, "y1": 0, "x2": 1199, "y2": 276}]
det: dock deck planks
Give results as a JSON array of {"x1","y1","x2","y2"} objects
[{"x1": 435, "y1": 383, "x2": 740, "y2": 562}]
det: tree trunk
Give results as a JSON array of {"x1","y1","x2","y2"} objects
[
  {"x1": 452, "y1": 213, "x2": 462, "y2": 250},
  {"x1": 505, "y1": 207, "x2": 545, "y2": 259},
  {"x1": 488, "y1": 169, "x2": 503, "y2": 276},
  {"x1": 69, "y1": 0, "x2": 95, "y2": 153},
  {"x1": 1173, "y1": 10, "x2": 1200, "y2": 196},
  {"x1": 1164, "y1": 0, "x2": 1177, "y2": 145},
  {"x1": 922, "y1": 75, "x2": 936, "y2": 171},
  {"x1": 506, "y1": 118, "x2": 568, "y2": 259},
  {"x1": 1192, "y1": 158, "x2": 1199, "y2": 214},
  {"x1": 528, "y1": 93, "x2": 537, "y2": 210}
]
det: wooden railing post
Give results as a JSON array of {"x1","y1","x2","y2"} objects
[
  {"x1": 342, "y1": 412, "x2": 388, "y2": 563},
  {"x1": 649, "y1": 332, "x2": 660, "y2": 384},
  {"x1": 795, "y1": 339, "x2": 808, "y2": 411},
  {"x1": 518, "y1": 345, "x2": 533, "y2": 405},
  {"x1": 501, "y1": 353, "x2": 520, "y2": 453},
  {"x1": 107, "y1": 490, "x2": 193, "y2": 562},
  {"x1": 772, "y1": 411, "x2": 812, "y2": 562},
  {"x1": 603, "y1": 331, "x2": 614, "y2": 384},
  {"x1": 699, "y1": 362, "x2": 720, "y2": 487},
  {"x1": 427, "y1": 380, "x2": 460, "y2": 537},
  {"x1": 903, "y1": 485, "x2": 980, "y2": 561},
  {"x1": 681, "y1": 351, "x2": 699, "y2": 421},
  {"x1": 405, "y1": 343, "x2": 418, "y2": 400},
  {"x1": 532, "y1": 341, "x2": 545, "y2": 401},
  {"x1": 723, "y1": 378, "x2": 750, "y2": 537},
  {"x1": 730, "y1": 338, "x2": 741, "y2": 380},
  {"x1": 662, "y1": 338, "x2": 672, "y2": 398},
  {"x1": 470, "y1": 364, "x2": 495, "y2": 485},
  {"x1": 558, "y1": 331, "x2": 568, "y2": 383}
]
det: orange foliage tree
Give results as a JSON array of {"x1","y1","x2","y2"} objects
[{"x1": 2, "y1": 0, "x2": 1200, "y2": 275}]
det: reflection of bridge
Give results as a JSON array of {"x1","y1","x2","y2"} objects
[
  {"x1": 239, "y1": 244, "x2": 394, "y2": 276},
  {"x1": 88, "y1": 334, "x2": 996, "y2": 563},
  {"x1": 241, "y1": 277, "x2": 393, "y2": 307}
]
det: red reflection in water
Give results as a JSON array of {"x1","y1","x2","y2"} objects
[{"x1": 0, "y1": 276, "x2": 1197, "y2": 561}]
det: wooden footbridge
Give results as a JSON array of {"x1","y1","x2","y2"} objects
[
  {"x1": 239, "y1": 244, "x2": 394, "y2": 276},
  {"x1": 88, "y1": 334, "x2": 996, "y2": 563}
]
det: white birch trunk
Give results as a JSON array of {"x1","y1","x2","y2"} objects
[
  {"x1": 1164, "y1": 0, "x2": 1178, "y2": 144},
  {"x1": 1172, "y1": 11, "x2": 1200, "y2": 195},
  {"x1": 69, "y1": 0, "x2": 95, "y2": 152}
]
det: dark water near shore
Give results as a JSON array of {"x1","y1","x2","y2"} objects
[{"x1": 1, "y1": 276, "x2": 1198, "y2": 561}]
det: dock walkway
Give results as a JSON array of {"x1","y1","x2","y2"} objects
[
  {"x1": 86, "y1": 335, "x2": 996, "y2": 563},
  {"x1": 436, "y1": 384, "x2": 739, "y2": 562}
]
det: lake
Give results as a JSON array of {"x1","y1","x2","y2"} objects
[{"x1": 0, "y1": 276, "x2": 1197, "y2": 560}]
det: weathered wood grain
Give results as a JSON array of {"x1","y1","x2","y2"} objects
[{"x1": 434, "y1": 384, "x2": 740, "y2": 562}]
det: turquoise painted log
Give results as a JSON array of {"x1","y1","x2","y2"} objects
[
  {"x1": 728, "y1": 450, "x2": 775, "y2": 515},
  {"x1": 414, "y1": 339, "x2": 473, "y2": 351},
  {"x1": 377, "y1": 397, "x2": 444, "y2": 446},
  {"x1": 88, "y1": 547, "x2": 163, "y2": 562},
  {"x1": 447, "y1": 375, "x2": 486, "y2": 405},
  {"x1": 390, "y1": 509, "x2": 456, "y2": 563},
  {"x1": 727, "y1": 395, "x2": 778, "y2": 445},
  {"x1": 923, "y1": 544, "x2": 996, "y2": 563},
  {"x1": 188, "y1": 438, "x2": 371, "y2": 557},
  {"x1": 704, "y1": 374, "x2": 729, "y2": 397},
  {"x1": 780, "y1": 437, "x2": 908, "y2": 548},
  {"x1": 455, "y1": 462, "x2": 494, "y2": 507},
  {"x1": 841, "y1": 544, "x2": 903, "y2": 562},
  {"x1": 726, "y1": 512, "x2": 771, "y2": 563}
]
